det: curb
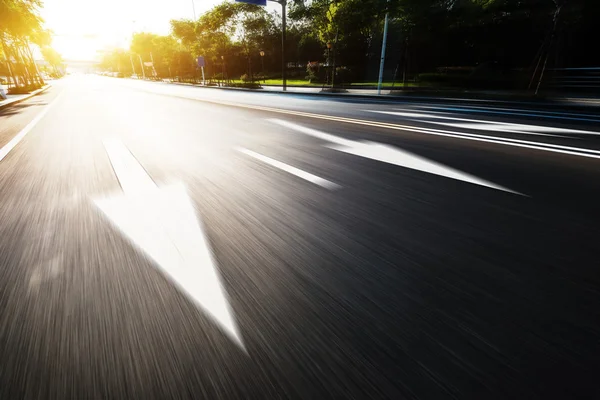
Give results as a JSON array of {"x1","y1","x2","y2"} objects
[
  {"x1": 159, "y1": 81, "x2": 399, "y2": 101},
  {"x1": 157, "y1": 80, "x2": 556, "y2": 105},
  {"x1": 0, "y1": 85, "x2": 51, "y2": 111},
  {"x1": 135, "y1": 78, "x2": 600, "y2": 109}
]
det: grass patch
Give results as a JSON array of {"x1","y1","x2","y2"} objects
[{"x1": 228, "y1": 79, "x2": 417, "y2": 87}]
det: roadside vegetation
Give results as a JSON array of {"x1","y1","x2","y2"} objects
[
  {"x1": 0, "y1": 0, "x2": 65, "y2": 94},
  {"x1": 96, "y1": 0, "x2": 598, "y2": 92}
]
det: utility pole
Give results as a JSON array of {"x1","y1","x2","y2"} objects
[
  {"x1": 331, "y1": 29, "x2": 338, "y2": 88},
  {"x1": 150, "y1": 52, "x2": 158, "y2": 78},
  {"x1": 535, "y1": 3, "x2": 563, "y2": 95},
  {"x1": 280, "y1": 0, "x2": 287, "y2": 91},
  {"x1": 138, "y1": 54, "x2": 146, "y2": 79},
  {"x1": 377, "y1": 1, "x2": 390, "y2": 95},
  {"x1": 191, "y1": 0, "x2": 196, "y2": 19},
  {"x1": 130, "y1": 54, "x2": 136, "y2": 76}
]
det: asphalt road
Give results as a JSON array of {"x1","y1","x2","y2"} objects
[{"x1": 1, "y1": 75, "x2": 599, "y2": 399}]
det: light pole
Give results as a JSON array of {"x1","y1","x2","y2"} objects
[
  {"x1": 326, "y1": 42, "x2": 334, "y2": 88},
  {"x1": 280, "y1": 0, "x2": 287, "y2": 91},
  {"x1": 150, "y1": 52, "x2": 158, "y2": 78},
  {"x1": 260, "y1": 50, "x2": 265, "y2": 82},
  {"x1": 130, "y1": 54, "x2": 136, "y2": 77},
  {"x1": 138, "y1": 54, "x2": 146, "y2": 79},
  {"x1": 377, "y1": 1, "x2": 390, "y2": 95},
  {"x1": 221, "y1": 55, "x2": 226, "y2": 86}
]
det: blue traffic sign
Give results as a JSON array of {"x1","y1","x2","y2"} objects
[
  {"x1": 236, "y1": 0, "x2": 267, "y2": 5},
  {"x1": 197, "y1": 56, "x2": 205, "y2": 68}
]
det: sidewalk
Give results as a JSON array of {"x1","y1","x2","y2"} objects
[{"x1": 0, "y1": 85, "x2": 51, "y2": 110}]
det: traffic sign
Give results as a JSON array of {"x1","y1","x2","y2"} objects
[
  {"x1": 197, "y1": 56, "x2": 205, "y2": 68},
  {"x1": 235, "y1": 0, "x2": 267, "y2": 5}
]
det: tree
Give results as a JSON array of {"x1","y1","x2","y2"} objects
[
  {"x1": 170, "y1": 2, "x2": 278, "y2": 81},
  {"x1": 41, "y1": 46, "x2": 63, "y2": 76},
  {"x1": 0, "y1": 0, "x2": 46, "y2": 91}
]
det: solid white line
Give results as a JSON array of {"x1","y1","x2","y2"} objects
[
  {"x1": 103, "y1": 139, "x2": 157, "y2": 194},
  {"x1": 237, "y1": 147, "x2": 340, "y2": 190},
  {"x1": 0, "y1": 91, "x2": 63, "y2": 162},
  {"x1": 269, "y1": 118, "x2": 355, "y2": 147},
  {"x1": 275, "y1": 115, "x2": 600, "y2": 159},
  {"x1": 366, "y1": 110, "x2": 596, "y2": 136}
]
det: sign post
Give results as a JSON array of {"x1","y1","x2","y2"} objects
[
  {"x1": 236, "y1": 0, "x2": 286, "y2": 91},
  {"x1": 197, "y1": 56, "x2": 206, "y2": 85}
]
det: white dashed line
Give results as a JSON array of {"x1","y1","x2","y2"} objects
[{"x1": 237, "y1": 147, "x2": 341, "y2": 190}]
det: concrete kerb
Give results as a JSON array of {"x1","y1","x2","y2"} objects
[
  {"x1": 159, "y1": 80, "x2": 559, "y2": 105},
  {"x1": 140, "y1": 78, "x2": 600, "y2": 109},
  {"x1": 0, "y1": 85, "x2": 51, "y2": 111}
]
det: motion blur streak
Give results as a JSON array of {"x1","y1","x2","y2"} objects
[{"x1": 1, "y1": 76, "x2": 600, "y2": 399}]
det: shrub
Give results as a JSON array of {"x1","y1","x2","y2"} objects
[{"x1": 228, "y1": 82, "x2": 261, "y2": 89}]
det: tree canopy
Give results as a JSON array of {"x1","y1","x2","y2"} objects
[
  {"x1": 1, "y1": 0, "x2": 64, "y2": 90},
  {"x1": 95, "y1": 0, "x2": 598, "y2": 88}
]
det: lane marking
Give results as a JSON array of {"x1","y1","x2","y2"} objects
[
  {"x1": 270, "y1": 119, "x2": 520, "y2": 195},
  {"x1": 413, "y1": 105, "x2": 600, "y2": 123},
  {"x1": 97, "y1": 139, "x2": 244, "y2": 349},
  {"x1": 365, "y1": 110, "x2": 593, "y2": 136},
  {"x1": 238, "y1": 147, "x2": 340, "y2": 190},
  {"x1": 103, "y1": 139, "x2": 156, "y2": 193},
  {"x1": 129, "y1": 85, "x2": 600, "y2": 159},
  {"x1": 0, "y1": 91, "x2": 63, "y2": 162}
]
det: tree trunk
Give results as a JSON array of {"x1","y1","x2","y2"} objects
[
  {"x1": 13, "y1": 44, "x2": 32, "y2": 87},
  {"x1": 0, "y1": 35, "x2": 19, "y2": 88},
  {"x1": 24, "y1": 41, "x2": 44, "y2": 85}
]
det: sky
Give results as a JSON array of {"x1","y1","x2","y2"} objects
[{"x1": 41, "y1": 0, "x2": 280, "y2": 61}]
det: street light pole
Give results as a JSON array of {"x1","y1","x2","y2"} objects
[
  {"x1": 221, "y1": 55, "x2": 226, "y2": 86},
  {"x1": 326, "y1": 42, "x2": 332, "y2": 86},
  {"x1": 280, "y1": 0, "x2": 287, "y2": 91},
  {"x1": 130, "y1": 54, "x2": 136, "y2": 77},
  {"x1": 138, "y1": 54, "x2": 146, "y2": 79},
  {"x1": 150, "y1": 52, "x2": 158, "y2": 78},
  {"x1": 377, "y1": 5, "x2": 390, "y2": 95},
  {"x1": 260, "y1": 50, "x2": 265, "y2": 82}
]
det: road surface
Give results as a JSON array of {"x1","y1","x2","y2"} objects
[{"x1": 1, "y1": 75, "x2": 599, "y2": 399}]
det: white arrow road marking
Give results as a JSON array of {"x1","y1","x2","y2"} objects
[
  {"x1": 238, "y1": 148, "x2": 340, "y2": 190},
  {"x1": 366, "y1": 110, "x2": 598, "y2": 136},
  {"x1": 269, "y1": 119, "x2": 520, "y2": 195},
  {"x1": 95, "y1": 139, "x2": 244, "y2": 349}
]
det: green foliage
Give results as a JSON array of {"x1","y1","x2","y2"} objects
[
  {"x1": 41, "y1": 46, "x2": 62, "y2": 67},
  {"x1": 104, "y1": 0, "x2": 600, "y2": 89},
  {"x1": 0, "y1": 0, "x2": 47, "y2": 88}
]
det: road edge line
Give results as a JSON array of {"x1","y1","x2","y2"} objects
[{"x1": 0, "y1": 91, "x2": 63, "y2": 162}]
